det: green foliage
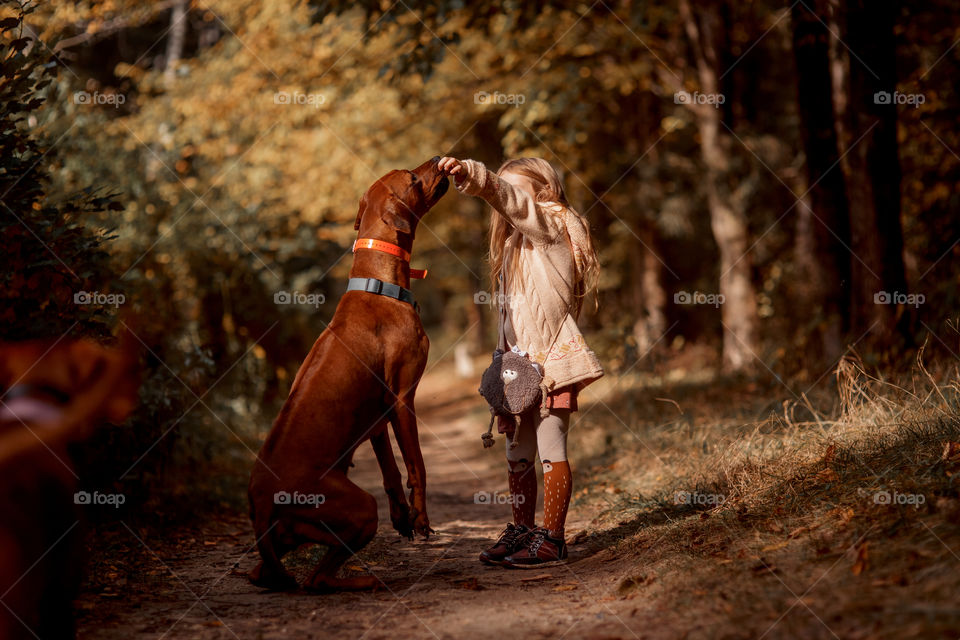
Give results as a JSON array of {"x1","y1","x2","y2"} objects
[
  {"x1": 0, "y1": 0, "x2": 122, "y2": 340},
  {"x1": 0, "y1": 1, "x2": 209, "y2": 516},
  {"x1": 7, "y1": 0, "x2": 958, "y2": 508}
]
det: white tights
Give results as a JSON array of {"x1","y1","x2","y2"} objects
[{"x1": 505, "y1": 409, "x2": 571, "y2": 466}]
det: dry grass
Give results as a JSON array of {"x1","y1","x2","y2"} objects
[
  {"x1": 570, "y1": 348, "x2": 960, "y2": 639},
  {"x1": 715, "y1": 354, "x2": 959, "y2": 514}
]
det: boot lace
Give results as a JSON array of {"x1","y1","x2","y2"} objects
[
  {"x1": 498, "y1": 523, "x2": 529, "y2": 549},
  {"x1": 525, "y1": 528, "x2": 547, "y2": 554}
]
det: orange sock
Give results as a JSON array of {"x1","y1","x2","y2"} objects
[
  {"x1": 507, "y1": 460, "x2": 537, "y2": 528},
  {"x1": 542, "y1": 460, "x2": 572, "y2": 536}
]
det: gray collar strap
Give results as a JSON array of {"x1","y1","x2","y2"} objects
[{"x1": 346, "y1": 277, "x2": 419, "y2": 312}]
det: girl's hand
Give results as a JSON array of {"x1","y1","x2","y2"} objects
[{"x1": 438, "y1": 156, "x2": 463, "y2": 179}]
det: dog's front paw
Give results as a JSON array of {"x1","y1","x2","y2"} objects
[
  {"x1": 391, "y1": 502, "x2": 414, "y2": 540},
  {"x1": 413, "y1": 511, "x2": 432, "y2": 539}
]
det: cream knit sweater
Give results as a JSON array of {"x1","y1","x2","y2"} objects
[{"x1": 455, "y1": 159, "x2": 604, "y2": 392}]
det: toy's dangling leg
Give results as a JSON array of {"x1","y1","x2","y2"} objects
[
  {"x1": 539, "y1": 381, "x2": 551, "y2": 418},
  {"x1": 481, "y1": 409, "x2": 496, "y2": 448},
  {"x1": 509, "y1": 414, "x2": 521, "y2": 449}
]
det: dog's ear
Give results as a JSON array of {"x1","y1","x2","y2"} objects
[
  {"x1": 379, "y1": 199, "x2": 412, "y2": 234},
  {"x1": 353, "y1": 192, "x2": 367, "y2": 231}
]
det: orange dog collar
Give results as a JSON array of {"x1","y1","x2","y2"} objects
[{"x1": 353, "y1": 238, "x2": 428, "y2": 279}]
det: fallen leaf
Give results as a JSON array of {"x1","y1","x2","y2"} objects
[
  {"x1": 835, "y1": 507, "x2": 855, "y2": 526},
  {"x1": 851, "y1": 541, "x2": 869, "y2": 576},
  {"x1": 553, "y1": 584, "x2": 578, "y2": 591},
  {"x1": 456, "y1": 578, "x2": 484, "y2": 590},
  {"x1": 520, "y1": 573, "x2": 554, "y2": 582}
]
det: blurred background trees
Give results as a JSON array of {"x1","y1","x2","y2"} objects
[
  {"x1": 0, "y1": 2, "x2": 121, "y2": 341},
  {"x1": 2, "y1": 0, "x2": 958, "y2": 508}
]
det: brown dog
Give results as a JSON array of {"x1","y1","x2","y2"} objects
[
  {"x1": 248, "y1": 156, "x2": 448, "y2": 591},
  {"x1": 0, "y1": 335, "x2": 139, "y2": 640}
]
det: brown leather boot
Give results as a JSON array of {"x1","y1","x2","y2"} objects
[
  {"x1": 501, "y1": 527, "x2": 567, "y2": 568},
  {"x1": 479, "y1": 523, "x2": 531, "y2": 565}
]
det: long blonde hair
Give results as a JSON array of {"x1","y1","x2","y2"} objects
[{"x1": 489, "y1": 157, "x2": 600, "y2": 317}]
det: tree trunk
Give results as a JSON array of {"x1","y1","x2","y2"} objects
[
  {"x1": 826, "y1": 0, "x2": 849, "y2": 159},
  {"x1": 631, "y1": 226, "x2": 667, "y2": 358},
  {"x1": 790, "y1": 0, "x2": 851, "y2": 363},
  {"x1": 164, "y1": 0, "x2": 188, "y2": 87},
  {"x1": 627, "y1": 91, "x2": 668, "y2": 362},
  {"x1": 839, "y1": 0, "x2": 908, "y2": 347},
  {"x1": 679, "y1": 0, "x2": 760, "y2": 372}
]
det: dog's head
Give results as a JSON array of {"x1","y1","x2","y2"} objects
[
  {"x1": 353, "y1": 156, "x2": 449, "y2": 235},
  {"x1": 0, "y1": 332, "x2": 140, "y2": 434}
]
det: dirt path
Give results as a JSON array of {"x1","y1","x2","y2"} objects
[
  {"x1": 76, "y1": 366, "x2": 648, "y2": 640},
  {"x1": 74, "y1": 362, "x2": 960, "y2": 639}
]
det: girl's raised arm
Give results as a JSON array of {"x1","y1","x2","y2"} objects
[{"x1": 444, "y1": 158, "x2": 564, "y2": 245}]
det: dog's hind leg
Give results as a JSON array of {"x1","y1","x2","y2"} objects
[
  {"x1": 249, "y1": 521, "x2": 298, "y2": 591},
  {"x1": 249, "y1": 462, "x2": 299, "y2": 590},
  {"x1": 292, "y1": 470, "x2": 380, "y2": 592}
]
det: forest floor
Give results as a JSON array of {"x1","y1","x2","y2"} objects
[{"x1": 75, "y1": 351, "x2": 960, "y2": 639}]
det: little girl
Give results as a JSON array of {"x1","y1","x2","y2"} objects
[{"x1": 439, "y1": 155, "x2": 604, "y2": 567}]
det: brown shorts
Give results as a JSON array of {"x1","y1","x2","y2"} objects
[{"x1": 545, "y1": 385, "x2": 578, "y2": 411}]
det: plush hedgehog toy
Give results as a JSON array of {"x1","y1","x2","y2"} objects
[{"x1": 478, "y1": 348, "x2": 551, "y2": 449}]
